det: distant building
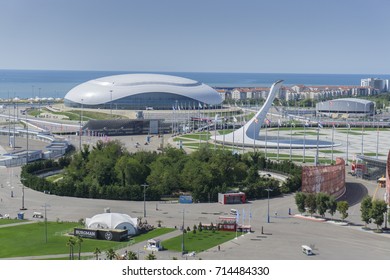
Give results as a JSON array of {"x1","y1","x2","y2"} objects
[
  {"x1": 361, "y1": 78, "x2": 389, "y2": 92},
  {"x1": 315, "y1": 98, "x2": 374, "y2": 117}
]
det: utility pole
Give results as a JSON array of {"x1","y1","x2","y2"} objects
[{"x1": 141, "y1": 183, "x2": 149, "y2": 218}]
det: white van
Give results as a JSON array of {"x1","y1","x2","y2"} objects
[
  {"x1": 302, "y1": 245, "x2": 313, "y2": 255},
  {"x1": 33, "y1": 212, "x2": 44, "y2": 218},
  {"x1": 230, "y1": 209, "x2": 238, "y2": 216}
]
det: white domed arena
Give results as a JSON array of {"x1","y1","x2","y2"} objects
[{"x1": 64, "y1": 73, "x2": 222, "y2": 110}]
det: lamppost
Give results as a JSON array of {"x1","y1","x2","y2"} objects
[
  {"x1": 20, "y1": 183, "x2": 26, "y2": 210},
  {"x1": 265, "y1": 187, "x2": 273, "y2": 223},
  {"x1": 110, "y1": 90, "x2": 113, "y2": 118},
  {"x1": 42, "y1": 203, "x2": 50, "y2": 243},
  {"x1": 181, "y1": 209, "x2": 185, "y2": 255},
  {"x1": 141, "y1": 183, "x2": 149, "y2": 218}
]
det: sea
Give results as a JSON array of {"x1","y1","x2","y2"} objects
[{"x1": 0, "y1": 69, "x2": 389, "y2": 99}]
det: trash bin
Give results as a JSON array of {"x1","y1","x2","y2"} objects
[{"x1": 17, "y1": 212, "x2": 24, "y2": 220}]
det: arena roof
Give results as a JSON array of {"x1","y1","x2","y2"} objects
[{"x1": 64, "y1": 73, "x2": 222, "y2": 109}]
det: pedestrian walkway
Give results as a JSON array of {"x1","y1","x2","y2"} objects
[{"x1": 116, "y1": 228, "x2": 184, "y2": 260}]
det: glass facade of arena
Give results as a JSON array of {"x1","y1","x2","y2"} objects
[{"x1": 64, "y1": 92, "x2": 212, "y2": 110}]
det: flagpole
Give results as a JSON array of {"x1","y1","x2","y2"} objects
[
  {"x1": 361, "y1": 122, "x2": 364, "y2": 155},
  {"x1": 277, "y1": 120, "x2": 280, "y2": 161},
  {"x1": 253, "y1": 121, "x2": 255, "y2": 153},
  {"x1": 346, "y1": 123, "x2": 350, "y2": 165},
  {"x1": 303, "y1": 123, "x2": 306, "y2": 163},
  {"x1": 232, "y1": 119, "x2": 235, "y2": 153},
  {"x1": 289, "y1": 120, "x2": 292, "y2": 161},
  {"x1": 242, "y1": 122, "x2": 244, "y2": 153},
  {"x1": 198, "y1": 103, "x2": 201, "y2": 148},
  {"x1": 248, "y1": 208, "x2": 252, "y2": 234},
  {"x1": 331, "y1": 124, "x2": 335, "y2": 164},
  {"x1": 235, "y1": 211, "x2": 239, "y2": 239},
  {"x1": 316, "y1": 124, "x2": 320, "y2": 166},
  {"x1": 223, "y1": 117, "x2": 225, "y2": 151},
  {"x1": 265, "y1": 122, "x2": 268, "y2": 158},
  {"x1": 376, "y1": 122, "x2": 379, "y2": 159}
]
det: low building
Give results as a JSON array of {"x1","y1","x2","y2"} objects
[{"x1": 218, "y1": 192, "x2": 246, "y2": 204}]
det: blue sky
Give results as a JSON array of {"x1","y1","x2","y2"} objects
[{"x1": 0, "y1": 0, "x2": 389, "y2": 74}]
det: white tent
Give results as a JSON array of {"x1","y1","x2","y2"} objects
[{"x1": 85, "y1": 213, "x2": 138, "y2": 235}]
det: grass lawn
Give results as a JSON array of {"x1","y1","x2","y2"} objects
[
  {"x1": 364, "y1": 152, "x2": 384, "y2": 156},
  {"x1": 162, "y1": 230, "x2": 241, "y2": 253},
  {"x1": 217, "y1": 129, "x2": 234, "y2": 135},
  {"x1": 45, "y1": 173, "x2": 63, "y2": 183},
  {"x1": 179, "y1": 133, "x2": 211, "y2": 141},
  {"x1": 0, "y1": 219, "x2": 29, "y2": 225},
  {"x1": 0, "y1": 221, "x2": 174, "y2": 258},
  {"x1": 319, "y1": 150, "x2": 343, "y2": 154},
  {"x1": 338, "y1": 130, "x2": 368, "y2": 135}
]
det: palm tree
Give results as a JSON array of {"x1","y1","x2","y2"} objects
[
  {"x1": 106, "y1": 248, "x2": 117, "y2": 260},
  {"x1": 75, "y1": 236, "x2": 83, "y2": 260},
  {"x1": 145, "y1": 252, "x2": 157, "y2": 260},
  {"x1": 127, "y1": 251, "x2": 138, "y2": 260},
  {"x1": 93, "y1": 247, "x2": 101, "y2": 260},
  {"x1": 66, "y1": 237, "x2": 76, "y2": 260}
]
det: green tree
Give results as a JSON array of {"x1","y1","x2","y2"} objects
[
  {"x1": 370, "y1": 199, "x2": 388, "y2": 230},
  {"x1": 93, "y1": 247, "x2": 101, "y2": 260},
  {"x1": 66, "y1": 237, "x2": 76, "y2": 260},
  {"x1": 75, "y1": 236, "x2": 83, "y2": 260},
  {"x1": 106, "y1": 248, "x2": 117, "y2": 260},
  {"x1": 127, "y1": 251, "x2": 138, "y2": 260},
  {"x1": 360, "y1": 196, "x2": 372, "y2": 227},
  {"x1": 295, "y1": 192, "x2": 307, "y2": 214},
  {"x1": 115, "y1": 155, "x2": 146, "y2": 188},
  {"x1": 337, "y1": 201, "x2": 349, "y2": 221},
  {"x1": 181, "y1": 159, "x2": 212, "y2": 202},
  {"x1": 327, "y1": 196, "x2": 337, "y2": 219},
  {"x1": 145, "y1": 253, "x2": 157, "y2": 260},
  {"x1": 316, "y1": 193, "x2": 330, "y2": 218},
  {"x1": 305, "y1": 193, "x2": 317, "y2": 216}
]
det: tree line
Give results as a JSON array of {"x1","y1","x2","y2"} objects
[
  {"x1": 295, "y1": 192, "x2": 390, "y2": 230},
  {"x1": 360, "y1": 196, "x2": 389, "y2": 230},
  {"x1": 21, "y1": 140, "x2": 302, "y2": 202},
  {"x1": 294, "y1": 192, "x2": 349, "y2": 221}
]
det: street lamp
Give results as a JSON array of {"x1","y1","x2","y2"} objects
[
  {"x1": 20, "y1": 183, "x2": 26, "y2": 210},
  {"x1": 141, "y1": 183, "x2": 149, "y2": 218},
  {"x1": 265, "y1": 187, "x2": 273, "y2": 223},
  {"x1": 42, "y1": 203, "x2": 50, "y2": 243},
  {"x1": 181, "y1": 209, "x2": 185, "y2": 255}
]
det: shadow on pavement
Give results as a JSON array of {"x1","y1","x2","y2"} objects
[{"x1": 337, "y1": 182, "x2": 368, "y2": 206}]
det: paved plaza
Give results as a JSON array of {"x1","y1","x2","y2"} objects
[{"x1": 0, "y1": 125, "x2": 390, "y2": 260}]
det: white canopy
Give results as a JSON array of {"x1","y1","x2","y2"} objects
[{"x1": 85, "y1": 213, "x2": 138, "y2": 235}]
